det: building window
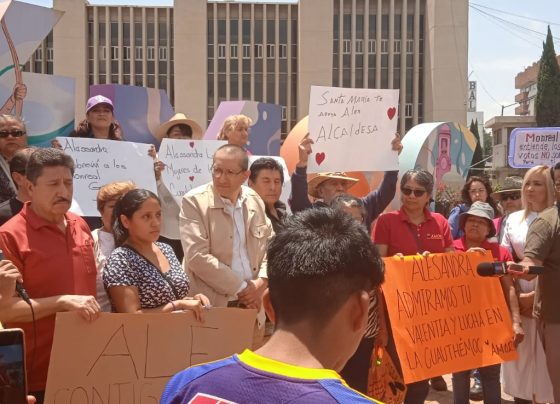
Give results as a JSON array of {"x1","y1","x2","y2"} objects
[
  {"x1": 135, "y1": 46, "x2": 143, "y2": 59},
  {"x1": 405, "y1": 103, "x2": 413, "y2": 118},
  {"x1": 230, "y1": 44, "x2": 238, "y2": 59},
  {"x1": 279, "y1": 44, "x2": 287, "y2": 59},
  {"x1": 99, "y1": 46, "x2": 107, "y2": 60},
  {"x1": 380, "y1": 39, "x2": 388, "y2": 54},
  {"x1": 34, "y1": 48, "x2": 43, "y2": 61},
  {"x1": 368, "y1": 39, "x2": 376, "y2": 54},
  {"x1": 123, "y1": 46, "x2": 131, "y2": 60},
  {"x1": 147, "y1": 46, "x2": 155, "y2": 61},
  {"x1": 242, "y1": 44, "x2": 251, "y2": 58},
  {"x1": 46, "y1": 48, "x2": 53, "y2": 62},
  {"x1": 355, "y1": 39, "x2": 363, "y2": 54},
  {"x1": 343, "y1": 39, "x2": 351, "y2": 54},
  {"x1": 393, "y1": 40, "x2": 401, "y2": 53},
  {"x1": 218, "y1": 44, "x2": 226, "y2": 59},
  {"x1": 159, "y1": 47, "x2": 167, "y2": 60},
  {"x1": 254, "y1": 44, "x2": 263, "y2": 58},
  {"x1": 406, "y1": 39, "x2": 414, "y2": 54},
  {"x1": 281, "y1": 105, "x2": 287, "y2": 120},
  {"x1": 111, "y1": 46, "x2": 119, "y2": 59},
  {"x1": 266, "y1": 44, "x2": 275, "y2": 58}
]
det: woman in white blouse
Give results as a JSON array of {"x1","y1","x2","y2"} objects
[{"x1": 500, "y1": 165, "x2": 555, "y2": 404}]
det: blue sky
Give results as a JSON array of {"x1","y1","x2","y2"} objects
[{"x1": 19, "y1": 0, "x2": 560, "y2": 123}]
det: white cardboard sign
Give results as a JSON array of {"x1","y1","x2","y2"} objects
[
  {"x1": 307, "y1": 86, "x2": 400, "y2": 173},
  {"x1": 508, "y1": 127, "x2": 560, "y2": 168},
  {"x1": 58, "y1": 137, "x2": 157, "y2": 216},
  {"x1": 159, "y1": 139, "x2": 226, "y2": 202}
]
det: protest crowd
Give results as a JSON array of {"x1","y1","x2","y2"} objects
[{"x1": 0, "y1": 91, "x2": 558, "y2": 404}]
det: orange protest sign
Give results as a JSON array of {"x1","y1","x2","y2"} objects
[{"x1": 382, "y1": 251, "x2": 517, "y2": 384}]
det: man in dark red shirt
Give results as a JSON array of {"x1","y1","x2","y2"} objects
[{"x1": 0, "y1": 148, "x2": 100, "y2": 403}]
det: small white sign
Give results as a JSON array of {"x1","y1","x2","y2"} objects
[
  {"x1": 508, "y1": 127, "x2": 560, "y2": 168},
  {"x1": 159, "y1": 138, "x2": 226, "y2": 202},
  {"x1": 307, "y1": 86, "x2": 400, "y2": 173},
  {"x1": 58, "y1": 137, "x2": 157, "y2": 216}
]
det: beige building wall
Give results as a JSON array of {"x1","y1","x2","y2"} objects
[
  {"x1": 297, "y1": 0, "x2": 334, "y2": 120},
  {"x1": 174, "y1": 0, "x2": 207, "y2": 128},
  {"x1": 53, "y1": 0, "x2": 88, "y2": 123},
  {"x1": 424, "y1": 0, "x2": 468, "y2": 123}
]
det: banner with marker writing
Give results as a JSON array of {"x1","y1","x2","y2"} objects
[
  {"x1": 58, "y1": 137, "x2": 157, "y2": 216},
  {"x1": 45, "y1": 309, "x2": 256, "y2": 403},
  {"x1": 307, "y1": 86, "x2": 400, "y2": 173},
  {"x1": 508, "y1": 126, "x2": 560, "y2": 168},
  {"x1": 382, "y1": 251, "x2": 517, "y2": 383},
  {"x1": 159, "y1": 138, "x2": 226, "y2": 202}
]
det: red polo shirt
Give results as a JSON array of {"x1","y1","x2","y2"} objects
[
  {"x1": 453, "y1": 237, "x2": 513, "y2": 262},
  {"x1": 372, "y1": 208, "x2": 453, "y2": 256},
  {"x1": 0, "y1": 202, "x2": 96, "y2": 392}
]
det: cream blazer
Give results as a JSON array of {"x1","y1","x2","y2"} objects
[{"x1": 180, "y1": 183, "x2": 273, "y2": 308}]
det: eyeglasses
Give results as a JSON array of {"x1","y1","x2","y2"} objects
[
  {"x1": 401, "y1": 187, "x2": 427, "y2": 197},
  {"x1": 501, "y1": 193, "x2": 521, "y2": 201},
  {"x1": 211, "y1": 165, "x2": 244, "y2": 178},
  {"x1": 0, "y1": 130, "x2": 25, "y2": 138}
]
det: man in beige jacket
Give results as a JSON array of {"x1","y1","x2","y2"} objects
[{"x1": 180, "y1": 144, "x2": 273, "y2": 323}]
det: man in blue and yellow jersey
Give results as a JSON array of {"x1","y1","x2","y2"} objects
[{"x1": 162, "y1": 208, "x2": 385, "y2": 403}]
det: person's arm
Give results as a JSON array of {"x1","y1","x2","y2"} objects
[
  {"x1": 107, "y1": 285, "x2": 207, "y2": 320},
  {"x1": 361, "y1": 170, "x2": 398, "y2": 229},
  {"x1": 290, "y1": 137, "x2": 314, "y2": 212},
  {"x1": 180, "y1": 195, "x2": 244, "y2": 296},
  {"x1": 499, "y1": 272, "x2": 524, "y2": 346},
  {"x1": 447, "y1": 206, "x2": 461, "y2": 240},
  {"x1": 514, "y1": 216, "x2": 551, "y2": 280}
]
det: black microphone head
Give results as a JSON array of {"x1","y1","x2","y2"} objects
[{"x1": 477, "y1": 262, "x2": 500, "y2": 277}]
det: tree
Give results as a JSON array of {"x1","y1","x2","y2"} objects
[
  {"x1": 536, "y1": 26, "x2": 560, "y2": 127},
  {"x1": 468, "y1": 119, "x2": 484, "y2": 177}
]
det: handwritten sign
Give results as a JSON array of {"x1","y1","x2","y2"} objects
[
  {"x1": 58, "y1": 137, "x2": 157, "y2": 217},
  {"x1": 382, "y1": 251, "x2": 517, "y2": 383},
  {"x1": 44, "y1": 309, "x2": 256, "y2": 404},
  {"x1": 248, "y1": 155, "x2": 292, "y2": 212},
  {"x1": 508, "y1": 127, "x2": 560, "y2": 168},
  {"x1": 159, "y1": 139, "x2": 226, "y2": 202},
  {"x1": 307, "y1": 86, "x2": 399, "y2": 173}
]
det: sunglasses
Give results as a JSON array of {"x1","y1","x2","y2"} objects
[
  {"x1": 0, "y1": 130, "x2": 25, "y2": 138},
  {"x1": 501, "y1": 193, "x2": 520, "y2": 201},
  {"x1": 401, "y1": 187, "x2": 427, "y2": 197}
]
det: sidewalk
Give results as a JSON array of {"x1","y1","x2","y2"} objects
[{"x1": 425, "y1": 374, "x2": 514, "y2": 404}]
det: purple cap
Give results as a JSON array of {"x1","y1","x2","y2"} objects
[{"x1": 86, "y1": 95, "x2": 114, "y2": 113}]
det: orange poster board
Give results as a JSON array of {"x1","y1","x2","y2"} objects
[
  {"x1": 44, "y1": 308, "x2": 256, "y2": 404},
  {"x1": 382, "y1": 251, "x2": 517, "y2": 383}
]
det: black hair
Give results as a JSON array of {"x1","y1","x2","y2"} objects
[
  {"x1": 167, "y1": 124, "x2": 193, "y2": 138},
  {"x1": 70, "y1": 119, "x2": 121, "y2": 140},
  {"x1": 26, "y1": 148, "x2": 75, "y2": 185},
  {"x1": 267, "y1": 208, "x2": 384, "y2": 328},
  {"x1": 249, "y1": 157, "x2": 284, "y2": 183},
  {"x1": 112, "y1": 188, "x2": 160, "y2": 246},
  {"x1": 552, "y1": 162, "x2": 560, "y2": 182},
  {"x1": 461, "y1": 175, "x2": 500, "y2": 216},
  {"x1": 214, "y1": 143, "x2": 249, "y2": 171},
  {"x1": 400, "y1": 169, "x2": 434, "y2": 195},
  {"x1": 330, "y1": 194, "x2": 366, "y2": 222}
]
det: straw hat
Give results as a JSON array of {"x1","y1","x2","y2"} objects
[
  {"x1": 156, "y1": 113, "x2": 203, "y2": 140},
  {"x1": 459, "y1": 201, "x2": 496, "y2": 237},
  {"x1": 307, "y1": 172, "x2": 359, "y2": 198},
  {"x1": 490, "y1": 176, "x2": 522, "y2": 200}
]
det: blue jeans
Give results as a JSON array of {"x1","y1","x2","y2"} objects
[{"x1": 452, "y1": 364, "x2": 501, "y2": 404}]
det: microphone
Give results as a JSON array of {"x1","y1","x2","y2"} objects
[
  {"x1": 477, "y1": 261, "x2": 545, "y2": 277},
  {"x1": 0, "y1": 250, "x2": 31, "y2": 305}
]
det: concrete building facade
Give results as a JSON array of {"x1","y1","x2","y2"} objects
[
  {"x1": 514, "y1": 54, "x2": 560, "y2": 116},
  {"x1": 41, "y1": 0, "x2": 467, "y2": 136}
]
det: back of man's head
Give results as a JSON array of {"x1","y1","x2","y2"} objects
[
  {"x1": 26, "y1": 147, "x2": 75, "y2": 185},
  {"x1": 9, "y1": 147, "x2": 36, "y2": 189},
  {"x1": 267, "y1": 208, "x2": 384, "y2": 328}
]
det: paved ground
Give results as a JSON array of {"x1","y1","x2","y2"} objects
[{"x1": 425, "y1": 374, "x2": 514, "y2": 404}]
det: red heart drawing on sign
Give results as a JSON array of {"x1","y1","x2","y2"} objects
[
  {"x1": 189, "y1": 142, "x2": 195, "y2": 148},
  {"x1": 387, "y1": 107, "x2": 396, "y2": 120},
  {"x1": 189, "y1": 176, "x2": 195, "y2": 181},
  {"x1": 315, "y1": 152, "x2": 326, "y2": 165}
]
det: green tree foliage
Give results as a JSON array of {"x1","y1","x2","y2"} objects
[
  {"x1": 468, "y1": 119, "x2": 484, "y2": 177},
  {"x1": 536, "y1": 26, "x2": 560, "y2": 127}
]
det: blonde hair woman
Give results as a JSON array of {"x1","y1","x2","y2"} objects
[
  {"x1": 501, "y1": 165, "x2": 555, "y2": 404},
  {"x1": 217, "y1": 114, "x2": 252, "y2": 148}
]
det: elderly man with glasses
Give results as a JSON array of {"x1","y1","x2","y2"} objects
[
  {"x1": 180, "y1": 144, "x2": 273, "y2": 347},
  {"x1": 0, "y1": 114, "x2": 28, "y2": 204}
]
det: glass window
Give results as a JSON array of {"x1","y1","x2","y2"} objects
[
  {"x1": 279, "y1": 19, "x2": 287, "y2": 43},
  {"x1": 123, "y1": 23, "x2": 130, "y2": 46},
  {"x1": 230, "y1": 44, "x2": 238, "y2": 59},
  {"x1": 254, "y1": 44, "x2": 263, "y2": 58},
  {"x1": 135, "y1": 46, "x2": 143, "y2": 59},
  {"x1": 111, "y1": 46, "x2": 119, "y2": 59},
  {"x1": 355, "y1": 39, "x2": 363, "y2": 54},
  {"x1": 159, "y1": 47, "x2": 167, "y2": 60},
  {"x1": 255, "y1": 20, "x2": 263, "y2": 44},
  {"x1": 218, "y1": 20, "x2": 226, "y2": 43},
  {"x1": 279, "y1": 44, "x2": 287, "y2": 58},
  {"x1": 147, "y1": 46, "x2": 155, "y2": 60},
  {"x1": 230, "y1": 19, "x2": 238, "y2": 43},
  {"x1": 159, "y1": 22, "x2": 167, "y2": 46},
  {"x1": 243, "y1": 44, "x2": 251, "y2": 58},
  {"x1": 242, "y1": 20, "x2": 251, "y2": 43},
  {"x1": 218, "y1": 44, "x2": 226, "y2": 59},
  {"x1": 231, "y1": 74, "x2": 238, "y2": 99},
  {"x1": 267, "y1": 44, "x2": 275, "y2": 58},
  {"x1": 147, "y1": 23, "x2": 155, "y2": 46},
  {"x1": 267, "y1": 20, "x2": 275, "y2": 43},
  {"x1": 111, "y1": 22, "x2": 118, "y2": 46}
]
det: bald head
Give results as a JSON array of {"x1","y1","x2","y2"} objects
[{"x1": 213, "y1": 144, "x2": 249, "y2": 171}]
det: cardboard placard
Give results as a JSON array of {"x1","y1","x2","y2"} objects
[
  {"x1": 307, "y1": 86, "x2": 400, "y2": 173},
  {"x1": 508, "y1": 127, "x2": 560, "y2": 168},
  {"x1": 44, "y1": 309, "x2": 256, "y2": 403},
  {"x1": 382, "y1": 251, "x2": 517, "y2": 383},
  {"x1": 159, "y1": 139, "x2": 226, "y2": 202},
  {"x1": 58, "y1": 137, "x2": 157, "y2": 216}
]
